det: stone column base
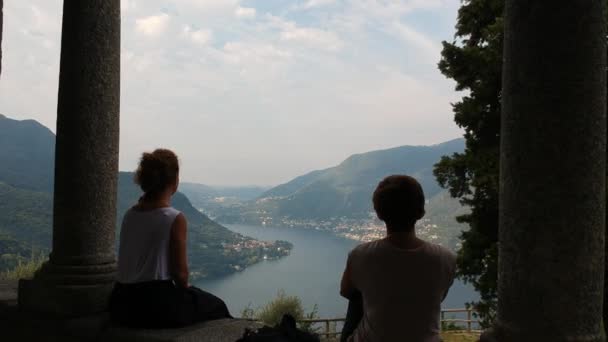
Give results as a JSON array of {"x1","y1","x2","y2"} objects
[{"x1": 18, "y1": 261, "x2": 116, "y2": 317}]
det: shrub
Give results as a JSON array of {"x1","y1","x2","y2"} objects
[
  {"x1": 0, "y1": 253, "x2": 46, "y2": 281},
  {"x1": 240, "y1": 290, "x2": 319, "y2": 332}
]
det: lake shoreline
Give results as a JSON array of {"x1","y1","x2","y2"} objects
[{"x1": 196, "y1": 224, "x2": 478, "y2": 318}]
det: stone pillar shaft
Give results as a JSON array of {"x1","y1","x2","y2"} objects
[
  {"x1": 51, "y1": 0, "x2": 120, "y2": 270},
  {"x1": 1, "y1": 0, "x2": 3, "y2": 77},
  {"x1": 494, "y1": 0, "x2": 606, "y2": 341},
  {"x1": 18, "y1": 0, "x2": 120, "y2": 316}
]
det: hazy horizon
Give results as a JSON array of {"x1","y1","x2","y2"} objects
[
  {"x1": 0, "y1": 0, "x2": 464, "y2": 186},
  {"x1": 176, "y1": 135, "x2": 463, "y2": 188}
]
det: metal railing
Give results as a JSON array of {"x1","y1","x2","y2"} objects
[
  {"x1": 440, "y1": 308, "x2": 481, "y2": 333},
  {"x1": 241, "y1": 308, "x2": 480, "y2": 339}
]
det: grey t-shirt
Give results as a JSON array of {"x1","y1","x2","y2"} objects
[{"x1": 348, "y1": 239, "x2": 456, "y2": 342}]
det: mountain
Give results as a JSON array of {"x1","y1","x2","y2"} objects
[
  {"x1": 180, "y1": 183, "x2": 270, "y2": 210},
  {"x1": 0, "y1": 114, "x2": 54, "y2": 192},
  {"x1": 0, "y1": 233, "x2": 33, "y2": 273},
  {"x1": 225, "y1": 139, "x2": 466, "y2": 222},
  {"x1": 0, "y1": 182, "x2": 52, "y2": 247},
  {"x1": 204, "y1": 138, "x2": 469, "y2": 249},
  {"x1": 117, "y1": 173, "x2": 237, "y2": 243},
  {"x1": 0, "y1": 115, "x2": 291, "y2": 277}
]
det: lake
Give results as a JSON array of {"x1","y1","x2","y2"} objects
[{"x1": 196, "y1": 224, "x2": 478, "y2": 318}]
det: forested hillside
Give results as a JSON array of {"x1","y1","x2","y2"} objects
[{"x1": 0, "y1": 115, "x2": 291, "y2": 277}]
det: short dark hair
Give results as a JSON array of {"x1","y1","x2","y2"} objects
[
  {"x1": 135, "y1": 149, "x2": 179, "y2": 198},
  {"x1": 372, "y1": 175, "x2": 425, "y2": 230}
]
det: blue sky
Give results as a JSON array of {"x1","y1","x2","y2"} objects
[{"x1": 0, "y1": 0, "x2": 464, "y2": 186}]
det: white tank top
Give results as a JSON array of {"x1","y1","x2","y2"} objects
[{"x1": 116, "y1": 206, "x2": 181, "y2": 284}]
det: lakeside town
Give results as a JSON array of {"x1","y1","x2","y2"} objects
[{"x1": 218, "y1": 211, "x2": 462, "y2": 251}]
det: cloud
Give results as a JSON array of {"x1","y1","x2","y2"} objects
[
  {"x1": 1, "y1": 0, "x2": 462, "y2": 185},
  {"x1": 302, "y1": 0, "x2": 338, "y2": 9},
  {"x1": 222, "y1": 42, "x2": 292, "y2": 64},
  {"x1": 182, "y1": 25, "x2": 212, "y2": 45},
  {"x1": 267, "y1": 15, "x2": 343, "y2": 52},
  {"x1": 280, "y1": 27, "x2": 343, "y2": 51},
  {"x1": 175, "y1": 0, "x2": 239, "y2": 13},
  {"x1": 349, "y1": 0, "x2": 445, "y2": 18},
  {"x1": 135, "y1": 14, "x2": 170, "y2": 36},
  {"x1": 235, "y1": 6, "x2": 256, "y2": 19},
  {"x1": 391, "y1": 22, "x2": 441, "y2": 59},
  {"x1": 121, "y1": 0, "x2": 137, "y2": 13}
]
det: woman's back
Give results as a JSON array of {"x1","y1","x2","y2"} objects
[
  {"x1": 117, "y1": 206, "x2": 181, "y2": 284},
  {"x1": 110, "y1": 149, "x2": 231, "y2": 328}
]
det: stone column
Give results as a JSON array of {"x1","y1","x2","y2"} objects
[
  {"x1": 482, "y1": 1, "x2": 607, "y2": 341},
  {"x1": 1, "y1": 0, "x2": 3, "y2": 77},
  {"x1": 18, "y1": 0, "x2": 120, "y2": 316}
]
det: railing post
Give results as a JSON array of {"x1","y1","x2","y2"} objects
[
  {"x1": 325, "y1": 320, "x2": 330, "y2": 338},
  {"x1": 440, "y1": 310, "x2": 444, "y2": 332},
  {"x1": 467, "y1": 309, "x2": 472, "y2": 332}
]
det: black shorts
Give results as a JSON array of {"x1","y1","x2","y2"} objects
[{"x1": 109, "y1": 280, "x2": 232, "y2": 328}]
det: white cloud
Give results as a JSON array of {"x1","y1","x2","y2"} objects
[
  {"x1": 182, "y1": 25, "x2": 213, "y2": 45},
  {"x1": 222, "y1": 42, "x2": 292, "y2": 64},
  {"x1": 1, "y1": 0, "x2": 462, "y2": 185},
  {"x1": 175, "y1": 0, "x2": 240, "y2": 12},
  {"x1": 235, "y1": 6, "x2": 256, "y2": 19},
  {"x1": 267, "y1": 15, "x2": 343, "y2": 52},
  {"x1": 280, "y1": 27, "x2": 343, "y2": 51},
  {"x1": 302, "y1": 0, "x2": 338, "y2": 9},
  {"x1": 391, "y1": 22, "x2": 441, "y2": 59},
  {"x1": 135, "y1": 14, "x2": 170, "y2": 36},
  {"x1": 349, "y1": 0, "x2": 445, "y2": 18},
  {"x1": 121, "y1": 0, "x2": 137, "y2": 13}
]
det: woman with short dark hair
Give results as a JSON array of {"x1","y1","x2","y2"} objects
[
  {"x1": 109, "y1": 149, "x2": 231, "y2": 328},
  {"x1": 340, "y1": 175, "x2": 456, "y2": 342}
]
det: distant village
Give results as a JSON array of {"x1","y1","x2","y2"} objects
[{"x1": 234, "y1": 210, "x2": 460, "y2": 251}]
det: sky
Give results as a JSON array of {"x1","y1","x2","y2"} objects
[{"x1": 0, "y1": 0, "x2": 464, "y2": 186}]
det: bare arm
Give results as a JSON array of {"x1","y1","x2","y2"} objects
[
  {"x1": 340, "y1": 258, "x2": 357, "y2": 300},
  {"x1": 170, "y1": 213, "x2": 189, "y2": 288}
]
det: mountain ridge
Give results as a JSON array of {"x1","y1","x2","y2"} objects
[
  {"x1": 0, "y1": 114, "x2": 291, "y2": 277},
  {"x1": 250, "y1": 137, "x2": 466, "y2": 220},
  {"x1": 0, "y1": 114, "x2": 55, "y2": 192}
]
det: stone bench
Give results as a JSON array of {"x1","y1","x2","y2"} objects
[
  {"x1": 0, "y1": 281, "x2": 262, "y2": 342},
  {"x1": 103, "y1": 319, "x2": 263, "y2": 342}
]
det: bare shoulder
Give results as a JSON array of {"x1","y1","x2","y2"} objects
[
  {"x1": 173, "y1": 212, "x2": 187, "y2": 224},
  {"x1": 171, "y1": 213, "x2": 188, "y2": 236}
]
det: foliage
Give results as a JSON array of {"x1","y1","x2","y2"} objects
[
  {"x1": 440, "y1": 332, "x2": 480, "y2": 342},
  {"x1": 240, "y1": 290, "x2": 319, "y2": 333},
  {"x1": 0, "y1": 114, "x2": 55, "y2": 193},
  {"x1": 436, "y1": 0, "x2": 608, "y2": 328},
  {"x1": 0, "y1": 182, "x2": 53, "y2": 248},
  {"x1": 0, "y1": 116, "x2": 293, "y2": 280},
  {"x1": 0, "y1": 234, "x2": 37, "y2": 271},
  {"x1": 0, "y1": 253, "x2": 46, "y2": 281},
  {"x1": 433, "y1": 0, "x2": 504, "y2": 327},
  {"x1": 441, "y1": 318, "x2": 464, "y2": 332}
]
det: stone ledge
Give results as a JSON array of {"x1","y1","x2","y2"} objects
[
  {"x1": 0, "y1": 280, "x2": 262, "y2": 342},
  {"x1": 1, "y1": 310, "x2": 262, "y2": 342},
  {"x1": 103, "y1": 319, "x2": 263, "y2": 342},
  {"x1": 0, "y1": 280, "x2": 17, "y2": 307}
]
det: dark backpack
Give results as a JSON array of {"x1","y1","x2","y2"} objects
[{"x1": 236, "y1": 315, "x2": 320, "y2": 342}]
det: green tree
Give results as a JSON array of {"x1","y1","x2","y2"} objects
[
  {"x1": 436, "y1": 0, "x2": 608, "y2": 329},
  {"x1": 433, "y1": 0, "x2": 504, "y2": 327}
]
